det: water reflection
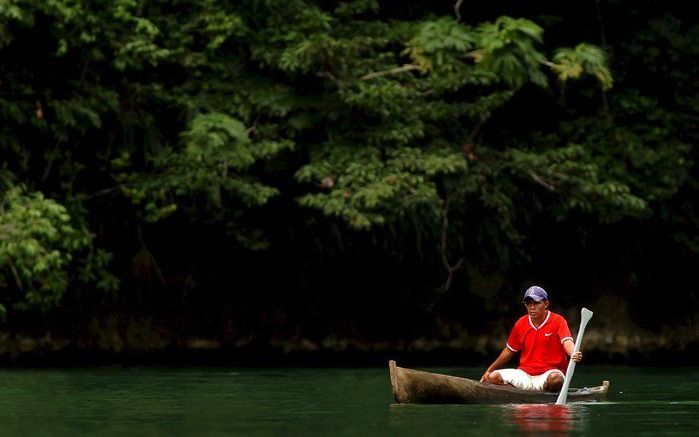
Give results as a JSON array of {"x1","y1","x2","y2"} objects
[
  {"x1": 505, "y1": 404, "x2": 583, "y2": 435},
  {"x1": 387, "y1": 402, "x2": 591, "y2": 435}
]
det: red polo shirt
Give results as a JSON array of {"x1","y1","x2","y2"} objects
[{"x1": 506, "y1": 311, "x2": 573, "y2": 375}]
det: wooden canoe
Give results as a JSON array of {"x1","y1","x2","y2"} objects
[{"x1": 389, "y1": 360, "x2": 609, "y2": 404}]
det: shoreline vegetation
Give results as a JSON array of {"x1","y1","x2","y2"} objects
[{"x1": 1, "y1": 316, "x2": 695, "y2": 367}]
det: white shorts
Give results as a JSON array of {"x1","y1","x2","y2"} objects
[{"x1": 495, "y1": 368, "x2": 564, "y2": 391}]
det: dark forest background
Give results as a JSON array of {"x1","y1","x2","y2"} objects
[{"x1": 0, "y1": 0, "x2": 696, "y2": 364}]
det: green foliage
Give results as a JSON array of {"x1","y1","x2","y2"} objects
[
  {"x1": 473, "y1": 16, "x2": 548, "y2": 88},
  {"x1": 0, "y1": 186, "x2": 117, "y2": 317},
  {"x1": 405, "y1": 17, "x2": 476, "y2": 73},
  {"x1": 504, "y1": 145, "x2": 648, "y2": 222},
  {"x1": 335, "y1": 0, "x2": 379, "y2": 17},
  {"x1": 0, "y1": 0, "x2": 29, "y2": 47},
  {"x1": 0, "y1": 0, "x2": 621, "y2": 256},
  {"x1": 552, "y1": 44, "x2": 613, "y2": 90},
  {"x1": 116, "y1": 112, "x2": 291, "y2": 246},
  {"x1": 296, "y1": 146, "x2": 466, "y2": 229},
  {"x1": 3, "y1": 0, "x2": 694, "y2": 326}
]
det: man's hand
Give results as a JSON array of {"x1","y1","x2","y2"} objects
[
  {"x1": 563, "y1": 339, "x2": 583, "y2": 362},
  {"x1": 480, "y1": 370, "x2": 491, "y2": 383}
]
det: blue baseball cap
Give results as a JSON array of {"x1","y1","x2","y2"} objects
[{"x1": 523, "y1": 286, "x2": 548, "y2": 302}]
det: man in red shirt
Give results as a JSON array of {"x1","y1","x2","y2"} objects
[{"x1": 480, "y1": 286, "x2": 583, "y2": 391}]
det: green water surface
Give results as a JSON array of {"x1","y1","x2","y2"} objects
[{"x1": 0, "y1": 366, "x2": 696, "y2": 435}]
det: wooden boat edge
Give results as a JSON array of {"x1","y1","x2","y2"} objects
[{"x1": 388, "y1": 360, "x2": 610, "y2": 404}]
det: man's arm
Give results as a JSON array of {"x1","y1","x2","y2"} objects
[
  {"x1": 480, "y1": 347, "x2": 516, "y2": 382},
  {"x1": 562, "y1": 339, "x2": 583, "y2": 362}
]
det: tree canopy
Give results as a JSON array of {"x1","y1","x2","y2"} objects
[{"x1": 0, "y1": 1, "x2": 696, "y2": 348}]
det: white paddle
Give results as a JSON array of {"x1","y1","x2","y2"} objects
[{"x1": 555, "y1": 307, "x2": 593, "y2": 405}]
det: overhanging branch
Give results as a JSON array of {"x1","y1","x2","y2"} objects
[
  {"x1": 528, "y1": 171, "x2": 557, "y2": 191},
  {"x1": 454, "y1": 0, "x2": 464, "y2": 22},
  {"x1": 360, "y1": 64, "x2": 420, "y2": 80}
]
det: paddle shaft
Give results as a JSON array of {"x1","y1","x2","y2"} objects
[{"x1": 555, "y1": 307, "x2": 593, "y2": 405}]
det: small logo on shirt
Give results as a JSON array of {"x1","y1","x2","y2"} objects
[{"x1": 544, "y1": 333, "x2": 554, "y2": 337}]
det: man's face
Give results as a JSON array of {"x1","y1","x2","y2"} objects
[{"x1": 524, "y1": 298, "x2": 549, "y2": 319}]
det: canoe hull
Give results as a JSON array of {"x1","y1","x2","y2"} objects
[{"x1": 389, "y1": 360, "x2": 609, "y2": 404}]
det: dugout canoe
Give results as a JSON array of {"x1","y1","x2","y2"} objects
[{"x1": 389, "y1": 360, "x2": 609, "y2": 404}]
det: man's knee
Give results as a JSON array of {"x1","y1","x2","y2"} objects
[
  {"x1": 543, "y1": 372, "x2": 564, "y2": 391},
  {"x1": 484, "y1": 371, "x2": 505, "y2": 385}
]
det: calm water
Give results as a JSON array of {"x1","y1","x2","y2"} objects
[{"x1": 0, "y1": 366, "x2": 696, "y2": 435}]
